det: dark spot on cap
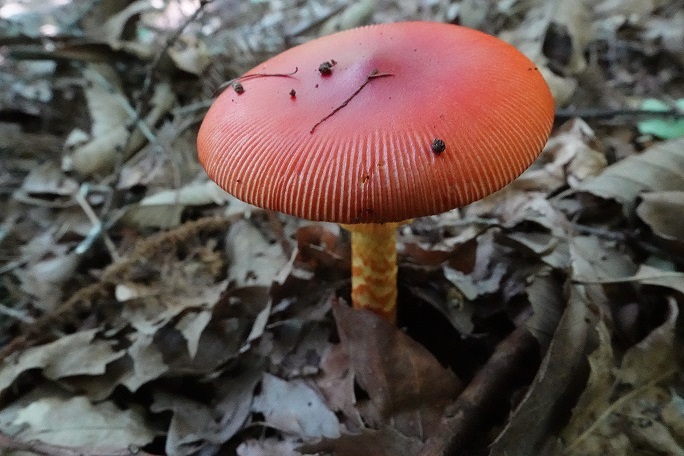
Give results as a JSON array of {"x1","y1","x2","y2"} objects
[
  {"x1": 289, "y1": 89, "x2": 296, "y2": 98},
  {"x1": 318, "y1": 60, "x2": 336, "y2": 75},
  {"x1": 431, "y1": 138, "x2": 446, "y2": 155},
  {"x1": 232, "y1": 81, "x2": 244, "y2": 94}
]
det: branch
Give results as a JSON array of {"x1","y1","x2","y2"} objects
[
  {"x1": 555, "y1": 107, "x2": 684, "y2": 120},
  {"x1": 419, "y1": 326, "x2": 539, "y2": 456}
]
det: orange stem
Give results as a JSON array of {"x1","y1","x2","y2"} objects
[{"x1": 341, "y1": 222, "x2": 399, "y2": 322}]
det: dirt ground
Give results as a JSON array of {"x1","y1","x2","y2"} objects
[{"x1": 1, "y1": 1, "x2": 684, "y2": 455}]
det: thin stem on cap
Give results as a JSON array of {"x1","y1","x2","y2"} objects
[{"x1": 341, "y1": 222, "x2": 400, "y2": 322}]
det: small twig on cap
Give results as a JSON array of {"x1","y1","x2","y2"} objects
[
  {"x1": 214, "y1": 67, "x2": 299, "y2": 96},
  {"x1": 310, "y1": 68, "x2": 394, "y2": 134}
]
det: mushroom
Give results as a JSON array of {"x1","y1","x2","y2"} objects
[{"x1": 197, "y1": 22, "x2": 554, "y2": 322}]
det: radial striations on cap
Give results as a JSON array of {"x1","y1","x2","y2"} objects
[{"x1": 197, "y1": 21, "x2": 554, "y2": 224}]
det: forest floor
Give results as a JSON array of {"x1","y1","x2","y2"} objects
[{"x1": 1, "y1": 0, "x2": 684, "y2": 455}]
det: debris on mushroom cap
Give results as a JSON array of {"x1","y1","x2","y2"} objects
[
  {"x1": 431, "y1": 139, "x2": 446, "y2": 155},
  {"x1": 318, "y1": 60, "x2": 337, "y2": 75},
  {"x1": 197, "y1": 21, "x2": 555, "y2": 224},
  {"x1": 231, "y1": 81, "x2": 244, "y2": 94}
]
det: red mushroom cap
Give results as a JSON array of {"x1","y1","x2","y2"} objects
[{"x1": 198, "y1": 21, "x2": 554, "y2": 224}]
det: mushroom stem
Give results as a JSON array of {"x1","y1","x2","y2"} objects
[{"x1": 341, "y1": 222, "x2": 399, "y2": 322}]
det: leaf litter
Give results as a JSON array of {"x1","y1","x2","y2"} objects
[{"x1": 0, "y1": 0, "x2": 684, "y2": 455}]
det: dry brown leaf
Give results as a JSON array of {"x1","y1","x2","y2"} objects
[
  {"x1": 121, "y1": 181, "x2": 233, "y2": 228},
  {"x1": 176, "y1": 310, "x2": 213, "y2": 359},
  {"x1": 299, "y1": 426, "x2": 424, "y2": 456},
  {"x1": 19, "y1": 161, "x2": 78, "y2": 198},
  {"x1": 315, "y1": 343, "x2": 361, "y2": 429},
  {"x1": 121, "y1": 279, "x2": 225, "y2": 336},
  {"x1": 558, "y1": 320, "x2": 614, "y2": 446},
  {"x1": 576, "y1": 264, "x2": 684, "y2": 295},
  {"x1": 332, "y1": 301, "x2": 462, "y2": 439},
  {"x1": 643, "y1": 10, "x2": 684, "y2": 66},
  {"x1": 168, "y1": 34, "x2": 211, "y2": 75},
  {"x1": 270, "y1": 322, "x2": 330, "y2": 378},
  {"x1": 319, "y1": 0, "x2": 376, "y2": 36},
  {"x1": 561, "y1": 301, "x2": 680, "y2": 455},
  {"x1": 15, "y1": 250, "x2": 79, "y2": 312},
  {"x1": 226, "y1": 219, "x2": 289, "y2": 288},
  {"x1": 0, "y1": 330, "x2": 125, "y2": 393},
  {"x1": 238, "y1": 438, "x2": 302, "y2": 456},
  {"x1": 636, "y1": 191, "x2": 684, "y2": 243},
  {"x1": 575, "y1": 136, "x2": 684, "y2": 212},
  {"x1": 10, "y1": 395, "x2": 155, "y2": 449},
  {"x1": 212, "y1": 366, "x2": 264, "y2": 443},
  {"x1": 515, "y1": 119, "x2": 607, "y2": 191},
  {"x1": 490, "y1": 284, "x2": 593, "y2": 455},
  {"x1": 120, "y1": 333, "x2": 169, "y2": 392},
  {"x1": 595, "y1": 0, "x2": 671, "y2": 29},
  {"x1": 151, "y1": 392, "x2": 216, "y2": 456},
  {"x1": 661, "y1": 393, "x2": 684, "y2": 443},
  {"x1": 102, "y1": 0, "x2": 158, "y2": 58},
  {"x1": 251, "y1": 372, "x2": 340, "y2": 440},
  {"x1": 525, "y1": 273, "x2": 566, "y2": 350},
  {"x1": 497, "y1": 0, "x2": 590, "y2": 104},
  {"x1": 65, "y1": 70, "x2": 174, "y2": 175},
  {"x1": 570, "y1": 236, "x2": 637, "y2": 282}
]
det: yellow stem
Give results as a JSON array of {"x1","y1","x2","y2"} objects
[{"x1": 341, "y1": 222, "x2": 399, "y2": 322}]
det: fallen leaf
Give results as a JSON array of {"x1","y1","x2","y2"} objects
[
  {"x1": 211, "y1": 365, "x2": 264, "y2": 443},
  {"x1": 238, "y1": 438, "x2": 302, "y2": 456},
  {"x1": 561, "y1": 300, "x2": 680, "y2": 455},
  {"x1": 570, "y1": 236, "x2": 637, "y2": 282},
  {"x1": 0, "y1": 330, "x2": 125, "y2": 393},
  {"x1": 575, "y1": 136, "x2": 684, "y2": 211},
  {"x1": 320, "y1": 0, "x2": 376, "y2": 35},
  {"x1": 176, "y1": 310, "x2": 212, "y2": 359},
  {"x1": 315, "y1": 343, "x2": 361, "y2": 429},
  {"x1": 636, "y1": 191, "x2": 684, "y2": 243},
  {"x1": 102, "y1": 0, "x2": 158, "y2": 58},
  {"x1": 299, "y1": 426, "x2": 424, "y2": 456},
  {"x1": 490, "y1": 285, "x2": 594, "y2": 455},
  {"x1": 15, "y1": 250, "x2": 80, "y2": 312},
  {"x1": 168, "y1": 34, "x2": 211, "y2": 75},
  {"x1": 19, "y1": 161, "x2": 78, "y2": 198},
  {"x1": 226, "y1": 219, "x2": 289, "y2": 288},
  {"x1": 11, "y1": 395, "x2": 155, "y2": 449},
  {"x1": 576, "y1": 264, "x2": 684, "y2": 295},
  {"x1": 332, "y1": 301, "x2": 462, "y2": 439},
  {"x1": 65, "y1": 71, "x2": 174, "y2": 175},
  {"x1": 525, "y1": 273, "x2": 566, "y2": 351},
  {"x1": 121, "y1": 333, "x2": 169, "y2": 392},
  {"x1": 251, "y1": 372, "x2": 341, "y2": 440},
  {"x1": 152, "y1": 392, "x2": 216, "y2": 456}
]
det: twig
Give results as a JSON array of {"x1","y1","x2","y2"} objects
[
  {"x1": 138, "y1": 0, "x2": 212, "y2": 113},
  {"x1": 283, "y1": 3, "x2": 348, "y2": 45},
  {"x1": 0, "y1": 431, "x2": 159, "y2": 456},
  {"x1": 213, "y1": 67, "x2": 299, "y2": 96},
  {"x1": 310, "y1": 69, "x2": 394, "y2": 134},
  {"x1": 73, "y1": 184, "x2": 120, "y2": 260},
  {"x1": 555, "y1": 107, "x2": 684, "y2": 120},
  {"x1": 419, "y1": 326, "x2": 539, "y2": 456}
]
